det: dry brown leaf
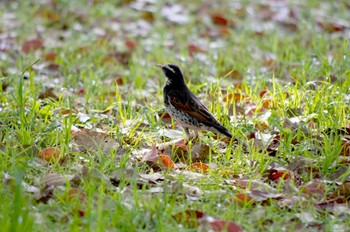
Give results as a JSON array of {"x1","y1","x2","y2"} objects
[
  {"x1": 41, "y1": 173, "x2": 79, "y2": 187},
  {"x1": 35, "y1": 8, "x2": 60, "y2": 22},
  {"x1": 317, "y1": 20, "x2": 347, "y2": 33},
  {"x1": 38, "y1": 88, "x2": 59, "y2": 101},
  {"x1": 187, "y1": 162, "x2": 210, "y2": 173},
  {"x1": 42, "y1": 52, "x2": 57, "y2": 62},
  {"x1": 22, "y1": 38, "x2": 43, "y2": 53},
  {"x1": 300, "y1": 181, "x2": 326, "y2": 201},
  {"x1": 173, "y1": 210, "x2": 242, "y2": 232},
  {"x1": 142, "y1": 144, "x2": 159, "y2": 163},
  {"x1": 336, "y1": 182, "x2": 350, "y2": 197},
  {"x1": 188, "y1": 43, "x2": 206, "y2": 56},
  {"x1": 232, "y1": 193, "x2": 255, "y2": 206},
  {"x1": 37, "y1": 147, "x2": 61, "y2": 162},
  {"x1": 269, "y1": 170, "x2": 292, "y2": 181},
  {"x1": 125, "y1": 39, "x2": 137, "y2": 50},
  {"x1": 340, "y1": 141, "x2": 350, "y2": 156},
  {"x1": 211, "y1": 13, "x2": 234, "y2": 27},
  {"x1": 223, "y1": 92, "x2": 246, "y2": 103},
  {"x1": 173, "y1": 210, "x2": 204, "y2": 227},
  {"x1": 199, "y1": 216, "x2": 243, "y2": 232},
  {"x1": 71, "y1": 130, "x2": 118, "y2": 155},
  {"x1": 159, "y1": 155, "x2": 175, "y2": 168},
  {"x1": 190, "y1": 143, "x2": 210, "y2": 162}
]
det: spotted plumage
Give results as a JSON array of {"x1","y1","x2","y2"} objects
[{"x1": 157, "y1": 64, "x2": 232, "y2": 139}]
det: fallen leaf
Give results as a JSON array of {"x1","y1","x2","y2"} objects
[
  {"x1": 140, "y1": 11, "x2": 155, "y2": 22},
  {"x1": 173, "y1": 210, "x2": 204, "y2": 227},
  {"x1": 38, "y1": 88, "x2": 59, "y2": 101},
  {"x1": 161, "y1": 4, "x2": 190, "y2": 24},
  {"x1": 300, "y1": 181, "x2": 326, "y2": 201},
  {"x1": 142, "y1": 144, "x2": 159, "y2": 163},
  {"x1": 190, "y1": 143, "x2": 210, "y2": 162},
  {"x1": 188, "y1": 43, "x2": 205, "y2": 55},
  {"x1": 223, "y1": 92, "x2": 246, "y2": 103},
  {"x1": 295, "y1": 211, "x2": 317, "y2": 224},
  {"x1": 46, "y1": 63, "x2": 60, "y2": 72},
  {"x1": 71, "y1": 130, "x2": 118, "y2": 155},
  {"x1": 22, "y1": 38, "x2": 43, "y2": 53},
  {"x1": 159, "y1": 155, "x2": 175, "y2": 168},
  {"x1": 317, "y1": 20, "x2": 347, "y2": 33},
  {"x1": 41, "y1": 173, "x2": 79, "y2": 187},
  {"x1": 42, "y1": 52, "x2": 57, "y2": 62},
  {"x1": 36, "y1": 185, "x2": 54, "y2": 203},
  {"x1": 232, "y1": 193, "x2": 255, "y2": 206},
  {"x1": 266, "y1": 135, "x2": 280, "y2": 156},
  {"x1": 37, "y1": 147, "x2": 61, "y2": 162},
  {"x1": 199, "y1": 216, "x2": 243, "y2": 232},
  {"x1": 259, "y1": 90, "x2": 269, "y2": 97},
  {"x1": 337, "y1": 182, "x2": 350, "y2": 197},
  {"x1": 174, "y1": 210, "x2": 242, "y2": 232},
  {"x1": 125, "y1": 39, "x2": 137, "y2": 50},
  {"x1": 35, "y1": 8, "x2": 60, "y2": 23},
  {"x1": 248, "y1": 189, "x2": 282, "y2": 202},
  {"x1": 261, "y1": 99, "x2": 272, "y2": 109},
  {"x1": 104, "y1": 52, "x2": 132, "y2": 66},
  {"x1": 187, "y1": 162, "x2": 210, "y2": 173},
  {"x1": 68, "y1": 188, "x2": 85, "y2": 202},
  {"x1": 340, "y1": 141, "x2": 350, "y2": 156},
  {"x1": 269, "y1": 170, "x2": 291, "y2": 181},
  {"x1": 211, "y1": 13, "x2": 234, "y2": 26},
  {"x1": 115, "y1": 76, "x2": 124, "y2": 86},
  {"x1": 174, "y1": 140, "x2": 189, "y2": 151}
]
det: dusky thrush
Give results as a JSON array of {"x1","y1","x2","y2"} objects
[{"x1": 157, "y1": 64, "x2": 233, "y2": 139}]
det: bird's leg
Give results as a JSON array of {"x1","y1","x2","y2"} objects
[
  {"x1": 184, "y1": 127, "x2": 191, "y2": 140},
  {"x1": 192, "y1": 130, "x2": 200, "y2": 143}
]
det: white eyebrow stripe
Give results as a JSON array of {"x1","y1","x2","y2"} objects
[{"x1": 164, "y1": 64, "x2": 175, "y2": 73}]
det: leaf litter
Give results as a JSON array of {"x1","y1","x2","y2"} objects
[{"x1": 1, "y1": 0, "x2": 350, "y2": 230}]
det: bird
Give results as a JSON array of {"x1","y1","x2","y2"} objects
[{"x1": 156, "y1": 64, "x2": 233, "y2": 139}]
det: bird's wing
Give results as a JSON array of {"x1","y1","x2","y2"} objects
[{"x1": 167, "y1": 90, "x2": 217, "y2": 124}]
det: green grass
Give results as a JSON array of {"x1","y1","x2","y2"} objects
[{"x1": 1, "y1": 0, "x2": 350, "y2": 231}]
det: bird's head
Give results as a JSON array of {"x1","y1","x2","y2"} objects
[{"x1": 156, "y1": 64, "x2": 185, "y2": 85}]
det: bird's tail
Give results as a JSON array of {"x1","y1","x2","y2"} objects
[{"x1": 215, "y1": 124, "x2": 232, "y2": 138}]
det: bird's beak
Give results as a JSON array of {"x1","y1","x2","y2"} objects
[{"x1": 156, "y1": 64, "x2": 164, "y2": 68}]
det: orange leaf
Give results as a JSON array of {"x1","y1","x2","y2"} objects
[
  {"x1": 125, "y1": 39, "x2": 137, "y2": 50},
  {"x1": 223, "y1": 92, "x2": 245, "y2": 103},
  {"x1": 159, "y1": 155, "x2": 175, "y2": 168},
  {"x1": 232, "y1": 193, "x2": 255, "y2": 206},
  {"x1": 188, "y1": 162, "x2": 209, "y2": 172},
  {"x1": 259, "y1": 90, "x2": 269, "y2": 97},
  {"x1": 261, "y1": 99, "x2": 272, "y2": 108},
  {"x1": 211, "y1": 13, "x2": 234, "y2": 26},
  {"x1": 37, "y1": 147, "x2": 61, "y2": 162},
  {"x1": 60, "y1": 108, "x2": 75, "y2": 115},
  {"x1": 42, "y1": 52, "x2": 57, "y2": 62},
  {"x1": 270, "y1": 171, "x2": 291, "y2": 181},
  {"x1": 174, "y1": 141, "x2": 189, "y2": 151}
]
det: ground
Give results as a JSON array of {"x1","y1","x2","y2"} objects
[{"x1": 0, "y1": 0, "x2": 350, "y2": 231}]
